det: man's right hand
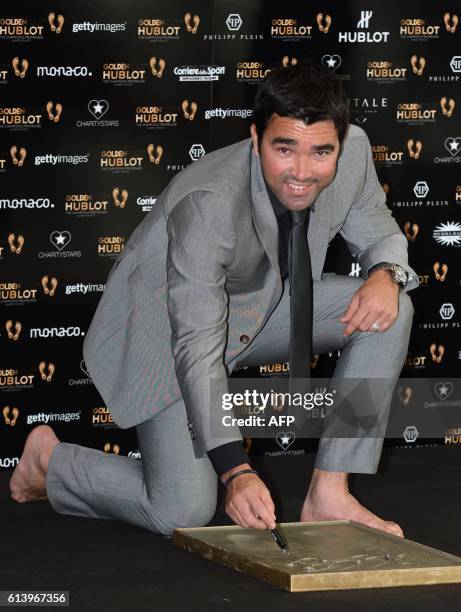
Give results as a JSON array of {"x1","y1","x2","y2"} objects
[{"x1": 221, "y1": 463, "x2": 276, "y2": 530}]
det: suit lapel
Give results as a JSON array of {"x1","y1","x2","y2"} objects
[
  {"x1": 250, "y1": 150, "x2": 333, "y2": 281},
  {"x1": 250, "y1": 150, "x2": 281, "y2": 276}
]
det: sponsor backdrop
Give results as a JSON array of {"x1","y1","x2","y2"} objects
[{"x1": 1, "y1": 0, "x2": 460, "y2": 470}]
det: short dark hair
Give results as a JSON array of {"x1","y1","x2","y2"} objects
[{"x1": 252, "y1": 61, "x2": 349, "y2": 144}]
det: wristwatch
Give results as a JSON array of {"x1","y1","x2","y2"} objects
[{"x1": 368, "y1": 262, "x2": 409, "y2": 290}]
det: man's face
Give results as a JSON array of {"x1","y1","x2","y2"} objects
[{"x1": 251, "y1": 114, "x2": 341, "y2": 211}]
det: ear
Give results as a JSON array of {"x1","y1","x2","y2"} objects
[{"x1": 250, "y1": 124, "x2": 259, "y2": 156}]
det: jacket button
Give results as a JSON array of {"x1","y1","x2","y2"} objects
[{"x1": 240, "y1": 334, "x2": 250, "y2": 344}]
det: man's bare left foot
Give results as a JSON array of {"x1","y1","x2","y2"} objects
[
  {"x1": 9, "y1": 425, "x2": 60, "y2": 502},
  {"x1": 300, "y1": 469, "x2": 404, "y2": 538}
]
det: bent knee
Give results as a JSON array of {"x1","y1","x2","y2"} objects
[{"x1": 152, "y1": 496, "x2": 218, "y2": 536}]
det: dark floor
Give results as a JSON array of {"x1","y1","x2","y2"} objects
[{"x1": 2, "y1": 446, "x2": 461, "y2": 612}]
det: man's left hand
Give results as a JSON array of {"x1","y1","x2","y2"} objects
[{"x1": 340, "y1": 269, "x2": 399, "y2": 336}]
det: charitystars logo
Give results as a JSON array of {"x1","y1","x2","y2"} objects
[
  {"x1": 338, "y1": 10, "x2": 389, "y2": 43},
  {"x1": 434, "y1": 137, "x2": 461, "y2": 164},
  {"x1": 38, "y1": 230, "x2": 82, "y2": 259},
  {"x1": 75, "y1": 99, "x2": 119, "y2": 128},
  {"x1": 100, "y1": 149, "x2": 144, "y2": 172},
  {"x1": 68, "y1": 359, "x2": 94, "y2": 386}
]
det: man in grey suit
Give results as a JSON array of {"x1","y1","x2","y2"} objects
[{"x1": 10, "y1": 63, "x2": 417, "y2": 538}]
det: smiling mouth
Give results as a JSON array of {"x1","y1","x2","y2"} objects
[{"x1": 285, "y1": 182, "x2": 314, "y2": 193}]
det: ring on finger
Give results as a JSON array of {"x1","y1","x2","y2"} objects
[{"x1": 371, "y1": 322, "x2": 381, "y2": 332}]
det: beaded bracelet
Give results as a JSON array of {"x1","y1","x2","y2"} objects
[{"x1": 224, "y1": 468, "x2": 258, "y2": 487}]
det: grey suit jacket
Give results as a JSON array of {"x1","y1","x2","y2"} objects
[{"x1": 83, "y1": 125, "x2": 418, "y2": 457}]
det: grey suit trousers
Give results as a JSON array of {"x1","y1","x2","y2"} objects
[{"x1": 46, "y1": 273, "x2": 413, "y2": 535}]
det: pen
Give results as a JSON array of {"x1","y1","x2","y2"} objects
[{"x1": 269, "y1": 524, "x2": 291, "y2": 554}]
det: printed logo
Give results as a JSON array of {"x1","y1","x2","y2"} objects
[
  {"x1": 413, "y1": 181, "x2": 429, "y2": 198},
  {"x1": 433, "y1": 221, "x2": 461, "y2": 246},
  {"x1": 226, "y1": 14, "x2": 242, "y2": 31},
  {"x1": 276, "y1": 431, "x2": 296, "y2": 450}
]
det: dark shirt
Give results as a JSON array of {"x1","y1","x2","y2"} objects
[{"x1": 207, "y1": 186, "x2": 291, "y2": 477}]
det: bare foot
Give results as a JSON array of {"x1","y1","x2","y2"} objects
[
  {"x1": 300, "y1": 470, "x2": 404, "y2": 538},
  {"x1": 9, "y1": 425, "x2": 60, "y2": 502}
]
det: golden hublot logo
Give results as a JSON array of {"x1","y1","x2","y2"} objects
[
  {"x1": 65, "y1": 194, "x2": 108, "y2": 214},
  {"x1": 10, "y1": 146, "x2": 27, "y2": 167},
  {"x1": 98, "y1": 235, "x2": 125, "y2": 255},
  {"x1": 371, "y1": 145, "x2": 404, "y2": 163},
  {"x1": 46, "y1": 101, "x2": 63, "y2": 122},
  {"x1": 112, "y1": 187, "x2": 128, "y2": 208},
  {"x1": 236, "y1": 61, "x2": 271, "y2": 81},
  {"x1": 0, "y1": 282, "x2": 37, "y2": 301},
  {"x1": 181, "y1": 100, "x2": 197, "y2": 120},
  {"x1": 38, "y1": 361, "x2": 55, "y2": 382},
  {"x1": 404, "y1": 222, "x2": 419, "y2": 241},
  {"x1": 443, "y1": 12, "x2": 458, "y2": 33},
  {"x1": 367, "y1": 61, "x2": 407, "y2": 80},
  {"x1": 103, "y1": 441, "x2": 120, "y2": 454},
  {"x1": 0, "y1": 18, "x2": 44, "y2": 38},
  {"x1": 12, "y1": 57, "x2": 29, "y2": 78},
  {"x1": 445, "y1": 428, "x2": 461, "y2": 444},
  {"x1": 456, "y1": 185, "x2": 461, "y2": 201},
  {"x1": 259, "y1": 362, "x2": 289, "y2": 374},
  {"x1": 48, "y1": 13, "x2": 64, "y2": 34},
  {"x1": 92, "y1": 406, "x2": 114, "y2": 425},
  {"x1": 400, "y1": 19, "x2": 440, "y2": 37},
  {"x1": 147, "y1": 143, "x2": 163, "y2": 164},
  {"x1": 149, "y1": 57, "x2": 166, "y2": 78},
  {"x1": 407, "y1": 139, "x2": 423, "y2": 159},
  {"x1": 410, "y1": 55, "x2": 426, "y2": 76},
  {"x1": 0, "y1": 369, "x2": 34, "y2": 388},
  {"x1": 398, "y1": 386, "x2": 413, "y2": 405},
  {"x1": 135, "y1": 105, "x2": 178, "y2": 126},
  {"x1": 316, "y1": 13, "x2": 332, "y2": 33},
  {"x1": 440, "y1": 96, "x2": 455, "y2": 117},
  {"x1": 102, "y1": 63, "x2": 146, "y2": 82},
  {"x1": 138, "y1": 18, "x2": 181, "y2": 38},
  {"x1": 404, "y1": 354, "x2": 426, "y2": 367},
  {"x1": 184, "y1": 13, "x2": 200, "y2": 34},
  {"x1": 433, "y1": 262, "x2": 448, "y2": 281},
  {"x1": 5, "y1": 320, "x2": 22, "y2": 341},
  {"x1": 0, "y1": 107, "x2": 42, "y2": 127},
  {"x1": 430, "y1": 343, "x2": 445, "y2": 363},
  {"x1": 100, "y1": 150, "x2": 143, "y2": 169},
  {"x1": 397, "y1": 104, "x2": 436, "y2": 121},
  {"x1": 41, "y1": 275, "x2": 58, "y2": 296},
  {"x1": 271, "y1": 18, "x2": 313, "y2": 38},
  {"x1": 2, "y1": 406, "x2": 19, "y2": 426},
  {"x1": 8, "y1": 233, "x2": 24, "y2": 254},
  {"x1": 282, "y1": 55, "x2": 298, "y2": 67}
]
